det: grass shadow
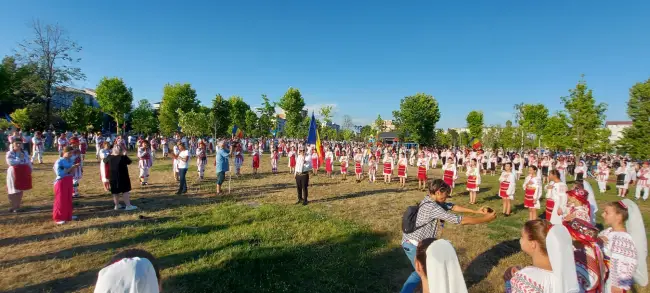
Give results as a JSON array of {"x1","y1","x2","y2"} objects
[
  {"x1": 310, "y1": 188, "x2": 403, "y2": 203},
  {"x1": 463, "y1": 239, "x2": 521, "y2": 289}
]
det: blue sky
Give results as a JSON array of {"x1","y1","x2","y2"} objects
[{"x1": 1, "y1": 0, "x2": 648, "y2": 128}]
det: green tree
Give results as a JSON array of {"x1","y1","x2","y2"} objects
[
  {"x1": 61, "y1": 96, "x2": 92, "y2": 132},
  {"x1": 319, "y1": 105, "x2": 334, "y2": 124},
  {"x1": 257, "y1": 94, "x2": 276, "y2": 137},
  {"x1": 228, "y1": 96, "x2": 250, "y2": 132},
  {"x1": 561, "y1": 77, "x2": 607, "y2": 153},
  {"x1": 434, "y1": 129, "x2": 449, "y2": 147},
  {"x1": 543, "y1": 113, "x2": 571, "y2": 151},
  {"x1": 158, "y1": 83, "x2": 199, "y2": 135},
  {"x1": 447, "y1": 129, "x2": 459, "y2": 147},
  {"x1": 0, "y1": 56, "x2": 44, "y2": 113},
  {"x1": 359, "y1": 125, "x2": 373, "y2": 141},
  {"x1": 515, "y1": 103, "x2": 549, "y2": 144},
  {"x1": 209, "y1": 94, "x2": 231, "y2": 138},
  {"x1": 177, "y1": 109, "x2": 210, "y2": 137},
  {"x1": 96, "y1": 77, "x2": 133, "y2": 134},
  {"x1": 483, "y1": 125, "x2": 502, "y2": 150},
  {"x1": 466, "y1": 110, "x2": 484, "y2": 139},
  {"x1": 499, "y1": 120, "x2": 517, "y2": 150},
  {"x1": 341, "y1": 129, "x2": 355, "y2": 141},
  {"x1": 10, "y1": 103, "x2": 52, "y2": 131},
  {"x1": 618, "y1": 79, "x2": 650, "y2": 158},
  {"x1": 130, "y1": 99, "x2": 158, "y2": 135},
  {"x1": 460, "y1": 131, "x2": 470, "y2": 147},
  {"x1": 9, "y1": 108, "x2": 30, "y2": 130},
  {"x1": 245, "y1": 109, "x2": 259, "y2": 137},
  {"x1": 278, "y1": 87, "x2": 305, "y2": 137},
  {"x1": 392, "y1": 93, "x2": 440, "y2": 145},
  {"x1": 86, "y1": 107, "x2": 102, "y2": 132},
  {"x1": 15, "y1": 20, "x2": 85, "y2": 124},
  {"x1": 374, "y1": 114, "x2": 384, "y2": 133}
]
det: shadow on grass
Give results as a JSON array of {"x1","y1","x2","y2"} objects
[
  {"x1": 9, "y1": 231, "x2": 403, "y2": 293},
  {"x1": 457, "y1": 187, "x2": 493, "y2": 196},
  {"x1": 463, "y1": 238, "x2": 521, "y2": 289},
  {"x1": 310, "y1": 188, "x2": 404, "y2": 203}
]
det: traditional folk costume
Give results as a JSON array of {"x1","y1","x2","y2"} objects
[
  {"x1": 490, "y1": 155, "x2": 497, "y2": 173},
  {"x1": 150, "y1": 138, "x2": 158, "y2": 160},
  {"x1": 431, "y1": 152, "x2": 439, "y2": 169},
  {"x1": 498, "y1": 170, "x2": 516, "y2": 200},
  {"x1": 615, "y1": 166, "x2": 629, "y2": 193},
  {"x1": 382, "y1": 155, "x2": 394, "y2": 176},
  {"x1": 480, "y1": 155, "x2": 488, "y2": 172},
  {"x1": 195, "y1": 145, "x2": 207, "y2": 179},
  {"x1": 397, "y1": 157, "x2": 408, "y2": 179},
  {"x1": 69, "y1": 138, "x2": 83, "y2": 197},
  {"x1": 466, "y1": 165, "x2": 481, "y2": 192},
  {"x1": 53, "y1": 157, "x2": 74, "y2": 223},
  {"x1": 161, "y1": 138, "x2": 169, "y2": 157},
  {"x1": 79, "y1": 136, "x2": 88, "y2": 160},
  {"x1": 409, "y1": 149, "x2": 416, "y2": 166},
  {"x1": 541, "y1": 158, "x2": 551, "y2": 178},
  {"x1": 252, "y1": 149, "x2": 260, "y2": 169},
  {"x1": 339, "y1": 155, "x2": 348, "y2": 174},
  {"x1": 417, "y1": 157, "x2": 428, "y2": 181},
  {"x1": 137, "y1": 146, "x2": 153, "y2": 185},
  {"x1": 596, "y1": 162, "x2": 610, "y2": 193},
  {"x1": 31, "y1": 135, "x2": 45, "y2": 164},
  {"x1": 57, "y1": 135, "x2": 68, "y2": 157},
  {"x1": 288, "y1": 148, "x2": 296, "y2": 170},
  {"x1": 354, "y1": 153, "x2": 363, "y2": 176},
  {"x1": 368, "y1": 157, "x2": 377, "y2": 181},
  {"x1": 513, "y1": 155, "x2": 523, "y2": 178},
  {"x1": 505, "y1": 225, "x2": 579, "y2": 293},
  {"x1": 6, "y1": 149, "x2": 33, "y2": 195},
  {"x1": 234, "y1": 146, "x2": 244, "y2": 175},
  {"x1": 562, "y1": 212, "x2": 607, "y2": 293},
  {"x1": 94, "y1": 134, "x2": 104, "y2": 159},
  {"x1": 557, "y1": 158, "x2": 568, "y2": 183},
  {"x1": 271, "y1": 150, "x2": 279, "y2": 173},
  {"x1": 311, "y1": 149, "x2": 319, "y2": 171},
  {"x1": 635, "y1": 165, "x2": 650, "y2": 200},
  {"x1": 522, "y1": 174, "x2": 542, "y2": 209},
  {"x1": 574, "y1": 162, "x2": 587, "y2": 182},
  {"x1": 546, "y1": 181, "x2": 568, "y2": 225},
  {"x1": 172, "y1": 145, "x2": 180, "y2": 177},
  {"x1": 99, "y1": 148, "x2": 111, "y2": 191},
  {"x1": 442, "y1": 162, "x2": 458, "y2": 188},
  {"x1": 598, "y1": 200, "x2": 648, "y2": 292}
]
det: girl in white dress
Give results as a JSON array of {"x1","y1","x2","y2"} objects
[
  {"x1": 504, "y1": 220, "x2": 579, "y2": 293},
  {"x1": 595, "y1": 159, "x2": 610, "y2": 193},
  {"x1": 442, "y1": 155, "x2": 458, "y2": 190},
  {"x1": 6, "y1": 141, "x2": 32, "y2": 212},
  {"x1": 523, "y1": 166, "x2": 542, "y2": 221},
  {"x1": 339, "y1": 151, "x2": 349, "y2": 180},
  {"x1": 466, "y1": 159, "x2": 481, "y2": 205},
  {"x1": 545, "y1": 170, "x2": 568, "y2": 225},
  {"x1": 99, "y1": 142, "x2": 111, "y2": 191},
  {"x1": 397, "y1": 153, "x2": 408, "y2": 188},
  {"x1": 382, "y1": 153, "x2": 394, "y2": 184},
  {"x1": 367, "y1": 155, "x2": 377, "y2": 183},
  {"x1": 499, "y1": 163, "x2": 516, "y2": 216},
  {"x1": 615, "y1": 164, "x2": 629, "y2": 198},
  {"x1": 415, "y1": 238, "x2": 468, "y2": 293}
]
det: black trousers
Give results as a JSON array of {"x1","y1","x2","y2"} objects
[{"x1": 296, "y1": 173, "x2": 309, "y2": 202}]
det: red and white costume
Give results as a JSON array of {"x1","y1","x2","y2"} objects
[
  {"x1": 466, "y1": 165, "x2": 480, "y2": 192},
  {"x1": 383, "y1": 155, "x2": 393, "y2": 176},
  {"x1": 397, "y1": 157, "x2": 407, "y2": 178},
  {"x1": 498, "y1": 170, "x2": 516, "y2": 200},
  {"x1": 339, "y1": 155, "x2": 348, "y2": 174},
  {"x1": 546, "y1": 181, "x2": 568, "y2": 225},
  {"x1": 595, "y1": 163, "x2": 610, "y2": 193},
  {"x1": 354, "y1": 154, "x2": 363, "y2": 175},
  {"x1": 196, "y1": 146, "x2": 207, "y2": 178},
  {"x1": 6, "y1": 149, "x2": 33, "y2": 195},
  {"x1": 522, "y1": 174, "x2": 541, "y2": 209},
  {"x1": 635, "y1": 166, "x2": 650, "y2": 200},
  {"x1": 442, "y1": 162, "x2": 457, "y2": 188},
  {"x1": 417, "y1": 157, "x2": 427, "y2": 181},
  {"x1": 138, "y1": 146, "x2": 153, "y2": 184},
  {"x1": 325, "y1": 150, "x2": 333, "y2": 173},
  {"x1": 31, "y1": 135, "x2": 45, "y2": 163}
]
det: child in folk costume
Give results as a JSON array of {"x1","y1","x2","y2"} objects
[
  {"x1": 6, "y1": 141, "x2": 32, "y2": 212},
  {"x1": 480, "y1": 152, "x2": 488, "y2": 176},
  {"x1": 137, "y1": 141, "x2": 153, "y2": 185},
  {"x1": 442, "y1": 155, "x2": 458, "y2": 190},
  {"x1": 172, "y1": 143, "x2": 180, "y2": 181},
  {"x1": 161, "y1": 137, "x2": 169, "y2": 158},
  {"x1": 503, "y1": 220, "x2": 579, "y2": 293},
  {"x1": 598, "y1": 200, "x2": 648, "y2": 292},
  {"x1": 466, "y1": 159, "x2": 481, "y2": 205},
  {"x1": 339, "y1": 151, "x2": 349, "y2": 180},
  {"x1": 368, "y1": 155, "x2": 377, "y2": 183},
  {"x1": 489, "y1": 154, "x2": 497, "y2": 176},
  {"x1": 595, "y1": 159, "x2": 610, "y2": 193},
  {"x1": 252, "y1": 147, "x2": 260, "y2": 175},
  {"x1": 615, "y1": 163, "x2": 629, "y2": 198},
  {"x1": 94, "y1": 132, "x2": 104, "y2": 160},
  {"x1": 68, "y1": 137, "x2": 83, "y2": 198},
  {"x1": 416, "y1": 153, "x2": 428, "y2": 191},
  {"x1": 311, "y1": 147, "x2": 320, "y2": 175},
  {"x1": 431, "y1": 151, "x2": 439, "y2": 169},
  {"x1": 397, "y1": 153, "x2": 408, "y2": 188},
  {"x1": 409, "y1": 147, "x2": 416, "y2": 166},
  {"x1": 234, "y1": 144, "x2": 244, "y2": 176},
  {"x1": 512, "y1": 154, "x2": 523, "y2": 179},
  {"x1": 335, "y1": 145, "x2": 341, "y2": 161},
  {"x1": 79, "y1": 135, "x2": 88, "y2": 161},
  {"x1": 523, "y1": 166, "x2": 542, "y2": 221},
  {"x1": 196, "y1": 142, "x2": 207, "y2": 179},
  {"x1": 545, "y1": 170, "x2": 569, "y2": 225},
  {"x1": 271, "y1": 149, "x2": 279, "y2": 174},
  {"x1": 499, "y1": 163, "x2": 516, "y2": 216},
  {"x1": 382, "y1": 153, "x2": 394, "y2": 184},
  {"x1": 574, "y1": 160, "x2": 587, "y2": 182},
  {"x1": 556, "y1": 156, "x2": 568, "y2": 183},
  {"x1": 99, "y1": 142, "x2": 111, "y2": 191},
  {"x1": 635, "y1": 161, "x2": 649, "y2": 201},
  {"x1": 57, "y1": 133, "x2": 68, "y2": 157},
  {"x1": 150, "y1": 137, "x2": 158, "y2": 160},
  {"x1": 325, "y1": 148, "x2": 334, "y2": 178},
  {"x1": 354, "y1": 149, "x2": 364, "y2": 183},
  {"x1": 564, "y1": 185, "x2": 592, "y2": 223},
  {"x1": 288, "y1": 146, "x2": 296, "y2": 174},
  {"x1": 52, "y1": 146, "x2": 80, "y2": 224},
  {"x1": 31, "y1": 131, "x2": 45, "y2": 164}
]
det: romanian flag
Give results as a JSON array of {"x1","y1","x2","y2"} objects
[
  {"x1": 232, "y1": 125, "x2": 244, "y2": 138},
  {"x1": 306, "y1": 112, "x2": 324, "y2": 162},
  {"x1": 470, "y1": 137, "x2": 482, "y2": 150}
]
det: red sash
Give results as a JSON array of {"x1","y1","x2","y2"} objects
[
  {"x1": 545, "y1": 198, "x2": 555, "y2": 220},
  {"x1": 467, "y1": 175, "x2": 477, "y2": 190},
  {"x1": 443, "y1": 169, "x2": 454, "y2": 186},
  {"x1": 325, "y1": 158, "x2": 332, "y2": 172},
  {"x1": 524, "y1": 187, "x2": 536, "y2": 208},
  {"x1": 383, "y1": 162, "x2": 392, "y2": 174},
  {"x1": 398, "y1": 165, "x2": 406, "y2": 177},
  {"x1": 355, "y1": 162, "x2": 362, "y2": 174},
  {"x1": 417, "y1": 166, "x2": 427, "y2": 180},
  {"x1": 12, "y1": 164, "x2": 33, "y2": 190},
  {"x1": 341, "y1": 161, "x2": 348, "y2": 173},
  {"x1": 499, "y1": 181, "x2": 510, "y2": 198}
]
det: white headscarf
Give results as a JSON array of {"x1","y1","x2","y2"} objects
[
  {"x1": 580, "y1": 180, "x2": 598, "y2": 225},
  {"x1": 426, "y1": 239, "x2": 468, "y2": 293},
  {"x1": 622, "y1": 199, "x2": 648, "y2": 286},
  {"x1": 546, "y1": 225, "x2": 579, "y2": 293},
  {"x1": 94, "y1": 257, "x2": 160, "y2": 293}
]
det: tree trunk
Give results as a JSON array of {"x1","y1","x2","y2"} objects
[
  {"x1": 46, "y1": 97, "x2": 52, "y2": 130},
  {"x1": 115, "y1": 116, "x2": 120, "y2": 135}
]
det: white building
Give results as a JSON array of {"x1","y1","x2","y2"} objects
[
  {"x1": 51, "y1": 87, "x2": 99, "y2": 109},
  {"x1": 605, "y1": 121, "x2": 632, "y2": 143}
]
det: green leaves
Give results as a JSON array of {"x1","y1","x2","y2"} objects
[
  {"x1": 96, "y1": 77, "x2": 133, "y2": 134},
  {"x1": 466, "y1": 110, "x2": 484, "y2": 139},
  {"x1": 61, "y1": 96, "x2": 96, "y2": 132},
  {"x1": 209, "y1": 94, "x2": 231, "y2": 138},
  {"x1": 392, "y1": 93, "x2": 440, "y2": 145},
  {"x1": 542, "y1": 113, "x2": 571, "y2": 151},
  {"x1": 560, "y1": 77, "x2": 607, "y2": 153},
  {"x1": 158, "y1": 83, "x2": 199, "y2": 135},
  {"x1": 618, "y1": 79, "x2": 650, "y2": 158},
  {"x1": 177, "y1": 109, "x2": 210, "y2": 137},
  {"x1": 130, "y1": 99, "x2": 158, "y2": 135},
  {"x1": 278, "y1": 87, "x2": 306, "y2": 138},
  {"x1": 229, "y1": 96, "x2": 250, "y2": 134}
]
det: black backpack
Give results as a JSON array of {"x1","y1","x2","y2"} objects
[{"x1": 402, "y1": 202, "x2": 433, "y2": 234}]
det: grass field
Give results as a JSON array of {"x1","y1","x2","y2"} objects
[{"x1": 1, "y1": 150, "x2": 648, "y2": 293}]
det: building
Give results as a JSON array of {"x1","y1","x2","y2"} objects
[
  {"x1": 51, "y1": 87, "x2": 99, "y2": 109},
  {"x1": 275, "y1": 113, "x2": 287, "y2": 134},
  {"x1": 374, "y1": 120, "x2": 396, "y2": 132},
  {"x1": 378, "y1": 131, "x2": 399, "y2": 144},
  {"x1": 326, "y1": 121, "x2": 341, "y2": 132},
  {"x1": 605, "y1": 121, "x2": 632, "y2": 143},
  {"x1": 152, "y1": 102, "x2": 161, "y2": 110}
]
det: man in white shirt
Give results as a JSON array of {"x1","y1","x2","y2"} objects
[
  {"x1": 294, "y1": 146, "x2": 312, "y2": 205},
  {"x1": 176, "y1": 144, "x2": 190, "y2": 194}
]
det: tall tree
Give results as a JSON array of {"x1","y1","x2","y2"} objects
[
  {"x1": 130, "y1": 99, "x2": 158, "y2": 135},
  {"x1": 434, "y1": 129, "x2": 449, "y2": 147},
  {"x1": 9, "y1": 103, "x2": 51, "y2": 131},
  {"x1": 209, "y1": 94, "x2": 231, "y2": 138},
  {"x1": 0, "y1": 56, "x2": 43, "y2": 114},
  {"x1": 319, "y1": 105, "x2": 334, "y2": 124},
  {"x1": 515, "y1": 103, "x2": 549, "y2": 143},
  {"x1": 15, "y1": 20, "x2": 85, "y2": 124},
  {"x1": 543, "y1": 113, "x2": 571, "y2": 151},
  {"x1": 359, "y1": 125, "x2": 373, "y2": 141},
  {"x1": 278, "y1": 87, "x2": 305, "y2": 137},
  {"x1": 61, "y1": 96, "x2": 92, "y2": 132},
  {"x1": 177, "y1": 109, "x2": 210, "y2": 137},
  {"x1": 392, "y1": 93, "x2": 441, "y2": 145},
  {"x1": 499, "y1": 120, "x2": 517, "y2": 150},
  {"x1": 158, "y1": 83, "x2": 199, "y2": 135},
  {"x1": 229, "y1": 96, "x2": 250, "y2": 132},
  {"x1": 561, "y1": 77, "x2": 607, "y2": 153},
  {"x1": 482, "y1": 125, "x2": 502, "y2": 150},
  {"x1": 245, "y1": 109, "x2": 259, "y2": 137},
  {"x1": 96, "y1": 77, "x2": 133, "y2": 134},
  {"x1": 466, "y1": 110, "x2": 484, "y2": 139},
  {"x1": 374, "y1": 114, "x2": 384, "y2": 132},
  {"x1": 256, "y1": 94, "x2": 276, "y2": 136},
  {"x1": 447, "y1": 129, "x2": 459, "y2": 147},
  {"x1": 618, "y1": 78, "x2": 650, "y2": 158}
]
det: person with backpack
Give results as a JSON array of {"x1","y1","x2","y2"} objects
[{"x1": 400, "y1": 179, "x2": 496, "y2": 293}]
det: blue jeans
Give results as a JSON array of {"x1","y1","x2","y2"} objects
[
  {"x1": 400, "y1": 241, "x2": 420, "y2": 293},
  {"x1": 177, "y1": 168, "x2": 188, "y2": 193}
]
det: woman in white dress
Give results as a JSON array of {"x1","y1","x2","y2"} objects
[
  {"x1": 499, "y1": 163, "x2": 516, "y2": 216},
  {"x1": 414, "y1": 238, "x2": 468, "y2": 293},
  {"x1": 6, "y1": 141, "x2": 33, "y2": 212},
  {"x1": 99, "y1": 142, "x2": 112, "y2": 191},
  {"x1": 545, "y1": 170, "x2": 568, "y2": 225},
  {"x1": 523, "y1": 166, "x2": 542, "y2": 221},
  {"x1": 504, "y1": 219, "x2": 579, "y2": 293},
  {"x1": 615, "y1": 164, "x2": 629, "y2": 198}
]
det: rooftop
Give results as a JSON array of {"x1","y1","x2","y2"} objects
[{"x1": 605, "y1": 121, "x2": 632, "y2": 126}]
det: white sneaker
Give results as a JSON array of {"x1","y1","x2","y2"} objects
[
  {"x1": 114, "y1": 205, "x2": 120, "y2": 210},
  {"x1": 56, "y1": 221, "x2": 66, "y2": 225},
  {"x1": 124, "y1": 205, "x2": 138, "y2": 211}
]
